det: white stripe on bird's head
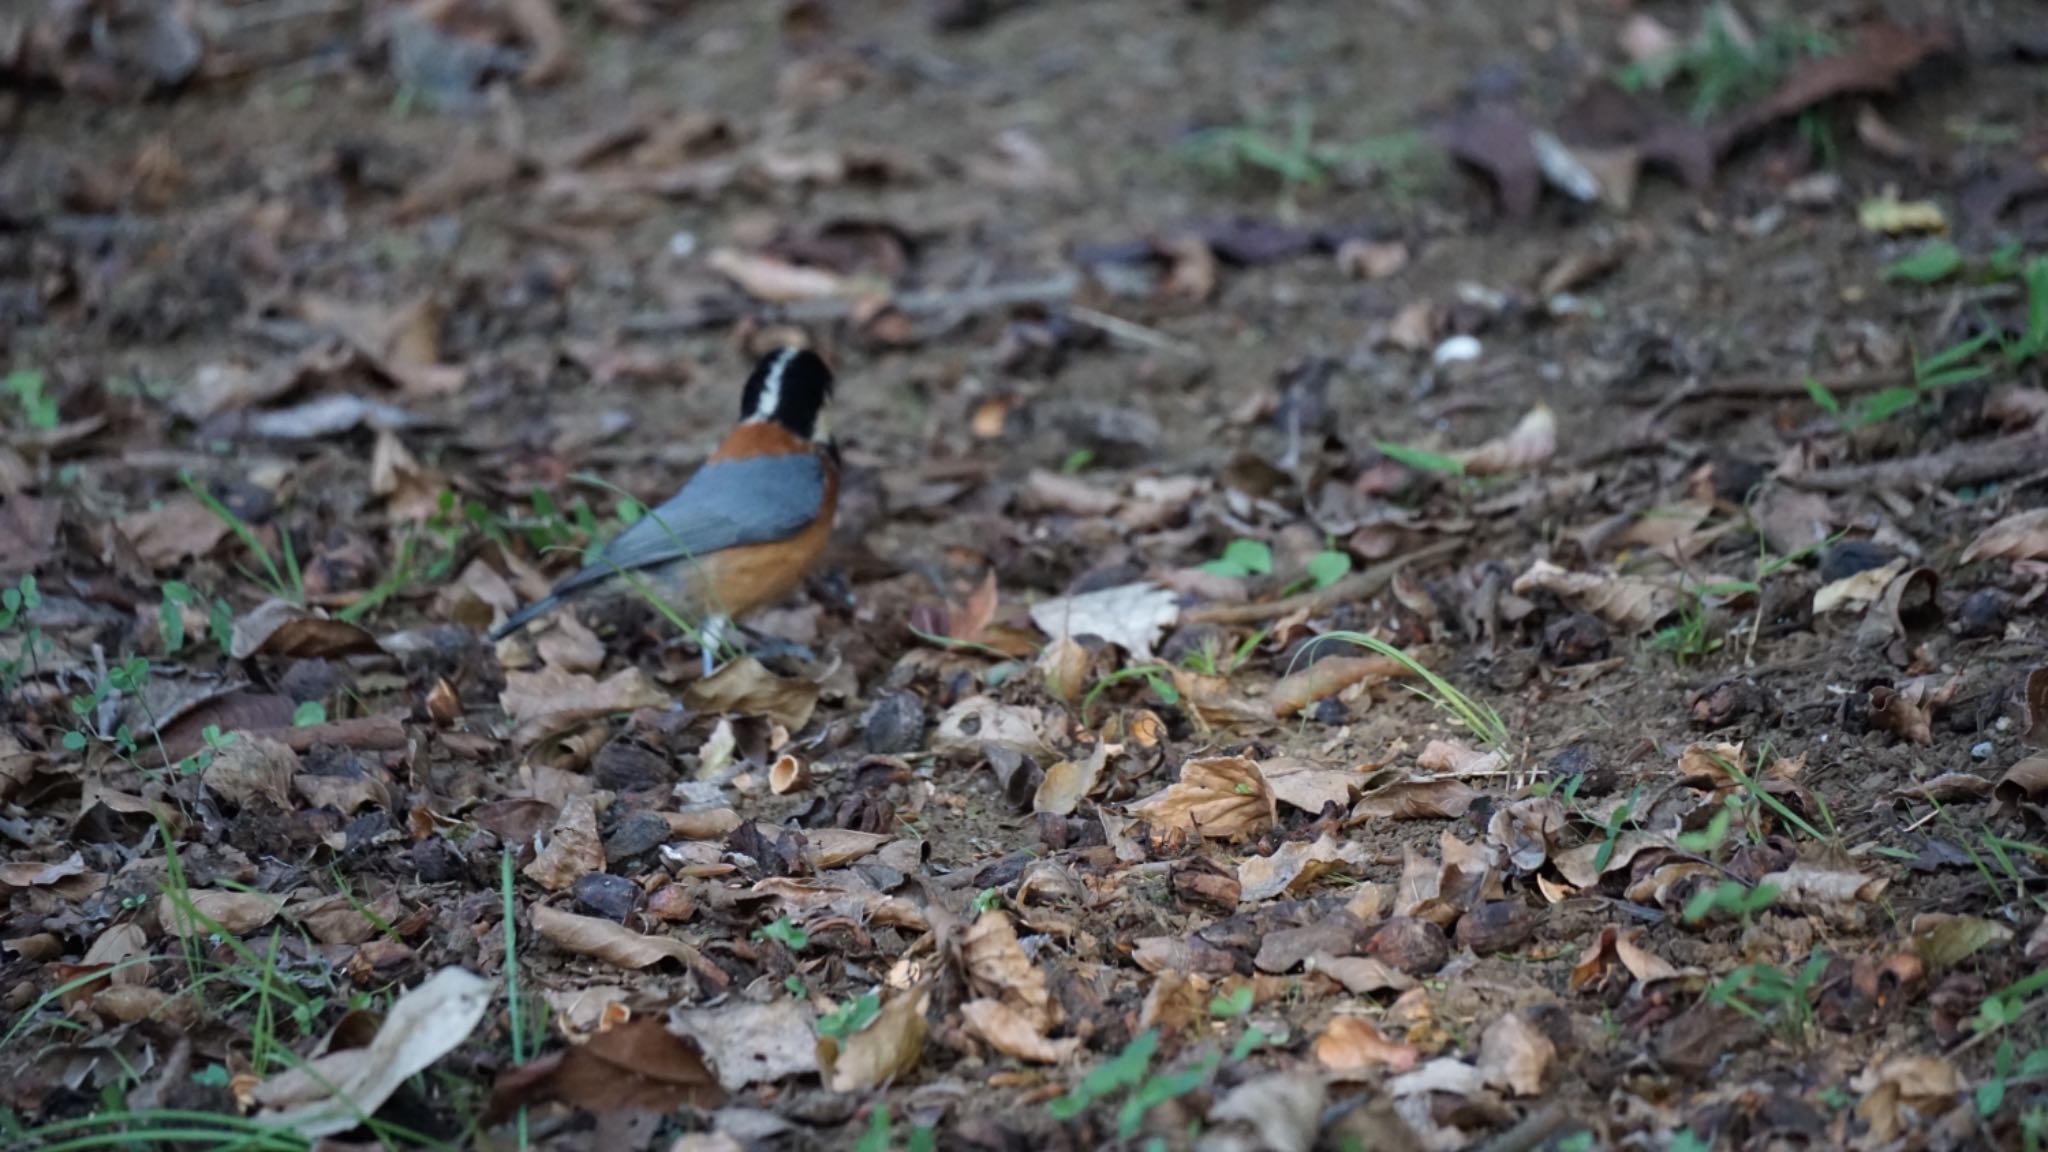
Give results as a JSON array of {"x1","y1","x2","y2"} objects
[{"x1": 751, "y1": 347, "x2": 799, "y2": 422}]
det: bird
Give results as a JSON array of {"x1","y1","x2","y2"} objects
[{"x1": 489, "y1": 346, "x2": 840, "y2": 675}]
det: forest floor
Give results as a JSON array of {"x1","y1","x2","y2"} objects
[{"x1": 4, "y1": 1, "x2": 2048, "y2": 1149}]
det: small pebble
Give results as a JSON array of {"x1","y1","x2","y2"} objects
[
  {"x1": 862, "y1": 691, "x2": 927, "y2": 755},
  {"x1": 573, "y1": 873, "x2": 642, "y2": 922},
  {"x1": 1972, "y1": 741, "x2": 1994, "y2": 761}
]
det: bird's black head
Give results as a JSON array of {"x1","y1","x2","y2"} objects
[{"x1": 740, "y1": 347, "x2": 835, "y2": 441}]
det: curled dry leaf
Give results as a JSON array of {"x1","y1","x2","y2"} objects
[
  {"x1": 1027, "y1": 581, "x2": 1180, "y2": 660},
  {"x1": 962, "y1": 910, "x2": 1058, "y2": 1030},
  {"x1": 159, "y1": 888, "x2": 282, "y2": 938},
  {"x1": 255, "y1": 968, "x2": 491, "y2": 1139},
  {"x1": 531, "y1": 904, "x2": 702, "y2": 970},
  {"x1": 1962, "y1": 508, "x2": 2048, "y2": 564},
  {"x1": 707, "y1": 247, "x2": 860, "y2": 302},
  {"x1": 1417, "y1": 740, "x2": 1506, "y2": 777},
  {"x1": 1349, "y1": 776, "x2": 1482, "y2": 822},
  {"x1": 1761, "y1": 864, "x2": 1887, "y2": 913},
  {"x1": 1239, "y1": 834, "x2": 1363, "y2": 902},
  {"x1": 1512, "y1": 559, "x2": 1679, "y2": 633},
  {"x1": 522, "y1": 794, "x2": 605, "y2": 892},
  {"x1": 1270, "y1": 655, "x2": 1409, "y2": 718},
  {"x1": 1456, "y1": 403, "x2": 1556, "y2": 476},
  {"x1": 1814, "y1": 556, "x2": 1908, "y2": 616},
  {"x1": 685, "y1": 658, "x2": 819, "y2": 731},
  {"x1": 1037, "y1": 633, "x2": 1091, "y2": 703},
  {"x1": 961, "y1": 999, "x2": 1082, "y2": 1064},
  {"x1": 1127, "y1": 755, "x2": 1276, "y2": 841},
  {"x1": 1034, "y1": 740, "x2": 1115, "y2": 816},
  {"x1": 819, "y1": 985, "x2": 929, "y2": 1093},
  {"x1": 1262, "y1": 758, "x2": 1361, "y2": 814},
  {"x1": 503, "y1": 666, "x2": 670, "y2": 746},
  {"x1": 231, "y1": 600, "x2": 385, "y2": 661},
  {"x1": 1997, "y1": 755, "x2": 2048, "y2": 805},
  {"x1": 1314, "y1": 1016, "x2": 1420, "y2": 1074}
]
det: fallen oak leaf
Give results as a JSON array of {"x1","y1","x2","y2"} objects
[
  {"x1": 531, "y1": 904, "x2": 704, "y2": 971},
  {"x1": 1028, "y1": 581, "x2": 1180, "y2": 660},
  {"x1": 1127, "y1": 755, "x2": 1276, "y2": 841}
]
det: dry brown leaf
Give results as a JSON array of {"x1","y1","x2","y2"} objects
[
  {"x1": 670, "y1": 998, "x2": 819, "y2": 1091},
  {"x1": 1239, "y1": 834, "x2": 1360, "y2": 902},
  {"x1": 256, "y1": 968, "x2": 492, "y2": 1139},
  {"x1": 159, "y1": 888, "x2": 282, "y2": 938},
  {"x1": 1997, "y1": 755, "x2": 2048, "y2": 805},
  {"x1": 684, "y1": 658, "x2": 818, "y2": 731},
  {"x1": 820, "y1": 985, "x2": 929, "y2": 1092},
  {"x1": 1416, "y1": 739, "x2": 1506, "y2": 777},
  {"x1": 502, "y1": 666, "x2": 669, "y2": 744},
  {"x1": 531, "y1": 904, "x2": 702, "y2": 970},
  {"x1": 1961, "y1": 508, "x2": 2048, "y2": 564},
  {"x1": 118, "y1": 495, "x2": 231, "y2": 569},
  {"x1": 535, "y1": 613, "x2": 605, "y2": 674},
  {"x1": 1313, "y1": 1016, "x2": 1420, "y2": 1074},
  {"x1": 1262, "y1": 758, "x2": 1361, "y2": 814},
  {"x1": 1170, "y1": 667, "x2": 1275, "y2": 730},
  {"x1": 230, "y1": 600, "x2": 385, "y2": 661},
  {"x1": 962, "y1": 911, "x2": 1058, "y2": 1030},
  {"x1": 1309, "y1": 953, "x2": 1416, "y2": 996},
  {"x1": 805, "y1": 828, "x2": 889, "y2": 869},
  {"x1": 200, "y1": 736, "x2": 298, "y2": 811},
  {"x1": 485, "y1": 1016, "x2": 723, "y2": 1124},
  {"x1": 1476, "y1": 1011, "x2": 1554, "y2": 1096},
  {"x1": 961, "y1": 998, "x2": 1082, "y2": 1064},
  {"x1": 706, "y1": 248, "x2": 859, "y2": 302},
  {"x1": 1349, "y1": 777, "x2": 1481, "y2": 822},
  {"x1": 1512, "y1": 559, "x2": 1679, "y2": 633},
  {"x1": 1337, "y1": 238, "x2": 1409, "y2": 280},
  {"x1": 1127, "y1": 755, "x2": 1276, "y2": 841},
  {"x1": 1813, "y1": 556, "x2": 1908, "y2": 615},
  {"x1": 298, "y1": 294, "x2": 464, "y2": 397},
  {"x1": 1023, "y1": 469, "x2": 1121, "y2": 516},
  {"x1": 1034, "y1": 741, "x2": 1115, "y2": 816},
  {"x1": 1761, "y1": 863, "x2": 1887, "y2": 911},
  {"x1": 1456, "y1": 403, "x2": 1556, "y2": 475},
  {"x1": 522, "y1": 794, "x2": 605, "y2": 892},
  {"x1": 1270, "y1": 655, "x2": 1409, "y2": 718},
  {"x1": 932, "y1": 696, "x2": 1057, "y2": 761}
]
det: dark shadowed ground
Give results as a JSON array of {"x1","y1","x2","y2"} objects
[{"x1": 3, "y1": 1, "x2": 2048, "y2": 1149}]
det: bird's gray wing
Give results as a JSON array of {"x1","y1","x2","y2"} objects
[{"x1": 549, "y1": 452, "x2": 826, "y2": 597}]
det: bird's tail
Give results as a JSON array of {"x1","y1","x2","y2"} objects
[{"x1": 488, "y1": 596, "x2": 560, "y2": 642}]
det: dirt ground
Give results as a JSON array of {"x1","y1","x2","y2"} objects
[{"x1": 3, "y1": 0, "x2": 2048, "y2": 1149}]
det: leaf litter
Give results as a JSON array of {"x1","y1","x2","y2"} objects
[{"x1": 1, "y1": 1, "x2": 2042, "y2": 1149}]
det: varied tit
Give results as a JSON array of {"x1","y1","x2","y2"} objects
[{"x1": 490, "y1": 347, "x2": 841, "y2": 674}]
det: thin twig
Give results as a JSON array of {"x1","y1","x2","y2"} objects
[
  {"x1": 621, "y1": 272, "x2": 1081, "y2": 335},
  {"x1": 1787, "y1": 430, "x2": 2048, "y2": 492},
  {"x1": 1066, "y1": 305, "x2": 1205, "y2": 361}
]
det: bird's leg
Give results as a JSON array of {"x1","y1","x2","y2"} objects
[{"x1": 699, "y1": 614, "x2": 729, "y2": 678}]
